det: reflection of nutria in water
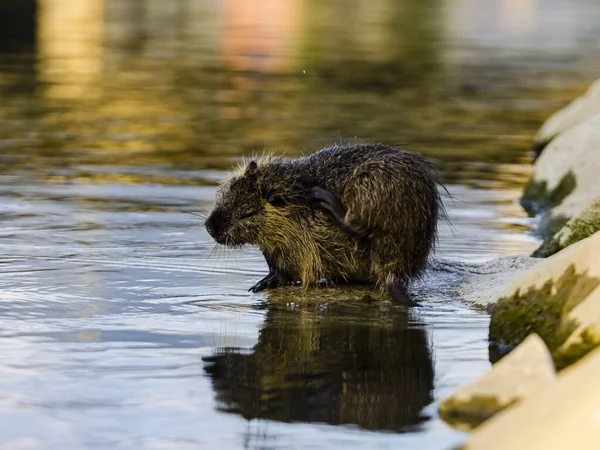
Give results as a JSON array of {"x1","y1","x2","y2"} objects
[
  {"x1": 202, "y1": 299, "x2": 434, "y2": 431},
  {"x1": 205, "y1": 143, "x2": 446, "y2": 305}
]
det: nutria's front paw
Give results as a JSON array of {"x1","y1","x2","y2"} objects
[{"x1": 249, "y1": 271, "x2": 290, "y2": 293}]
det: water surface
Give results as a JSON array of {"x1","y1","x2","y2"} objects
[{"x1": 0, "y1": 0, "x2": 599, "y2": 449}]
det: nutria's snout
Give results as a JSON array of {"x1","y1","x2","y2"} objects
[{"x1": 205, "y1": 209, "x2": 225, "y2": 243}]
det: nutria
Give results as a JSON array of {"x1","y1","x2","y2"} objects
[{"x1": 204, "y1": 143, "x2": 446, "y2": 305}]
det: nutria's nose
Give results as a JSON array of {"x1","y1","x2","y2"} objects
[{"x1": 205, "y1": 209, "x2": 223, "y2": 240}]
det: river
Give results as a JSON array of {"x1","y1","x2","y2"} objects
[{"x1": 0, "y1": 0, "x2": 599, "y2": 449}]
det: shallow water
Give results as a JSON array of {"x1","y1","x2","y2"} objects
[{"x1": 1, "y1": 0, "x2": 599, "y2": 449}]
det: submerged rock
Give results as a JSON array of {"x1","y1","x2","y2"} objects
[
  {"x1": 439, "y1": 334, "x2": 555, "y2": 427},
  {"x1": 464, "y1": 345, "x2": 600, "y2": 450},
  {"x1": 532, "y1": 78, "x2": 600, "y2": 156},
  {"x1": 533, "y1": 197, "x2": 600, "y2": 257},
  {"x1": 521, "y1": 113, "x2": 600, "y2": 238},
  {"x1": 489, "y1": 231, "x2": 600, "y2": 366},
  {"x1": 431, "y1": 256, "x2": 539, "y2": 308}
]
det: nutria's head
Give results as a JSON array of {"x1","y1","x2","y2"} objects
[{"x1": 205, "y1": 159, "x2": 306, "y2": 247}]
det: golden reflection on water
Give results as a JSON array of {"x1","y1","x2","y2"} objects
[
  {"x1": 222, "y1": 0, "x2": 303, "y2": 73},
  {"x1": 20, "y1": 0, "x2": 596, "y2": 176},
  {"x1": 37, "y1": 0, "x2": 104, "y2": 101}
]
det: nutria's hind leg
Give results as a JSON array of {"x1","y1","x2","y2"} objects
[
  {"x1": 389, "y1": 281, "x2": 420, "y2": 307},
  {"x1": 310, "y1": 186, "x2": 366, "y2": 238},
  {"x1": 249, "y1": 269, "x2": 290, "y2": 293}
]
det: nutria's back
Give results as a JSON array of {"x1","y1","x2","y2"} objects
[{"x1": 205, "y1": 143, "x2": 445, "y2": 303}]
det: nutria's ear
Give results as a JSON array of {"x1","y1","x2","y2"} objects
[
  {"x1": 268, "y1": 193, "x2": 287, "y2": 207},
  {"x1": 246, "y1": 160, "x2": 258, "y2": 177}
]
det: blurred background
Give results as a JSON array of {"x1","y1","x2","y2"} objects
[{"x1": 0, "y1": 0, "x2": 599, "y2": 449}]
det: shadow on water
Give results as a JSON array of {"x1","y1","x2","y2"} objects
[{"x1": 202, "y1": 289, "x2": 434, "y2": 433}]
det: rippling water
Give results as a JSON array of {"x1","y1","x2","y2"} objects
[{"x1": 0, "y1": 0, "x2": 599, "y2": 449}]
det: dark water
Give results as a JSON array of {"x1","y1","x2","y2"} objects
[{"x1": 0, "y1": 0, "x2": 599, "y2": 449}]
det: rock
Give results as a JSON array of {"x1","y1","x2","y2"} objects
[
  {"x1": 533, "y1": 78, "x2": 600, "y2": 156},
  {"x1": 533, "y1": 197, "x2": 600, "y2": 257},
  {"x1": 489, "y1": 231, "x2": 600, "y2": 361},
  {"x1": 521, "y1": 113, "x2": 600, "y2": 238},
  {"x1": 439, "y1": 334, "x2": 555, "y2": 427},
  {"x1": 465, "y1": 345, "x2": 600, "y2": 450},
  {"x1": 555, "y1": 285, "x2": 600, "y2": 368}
]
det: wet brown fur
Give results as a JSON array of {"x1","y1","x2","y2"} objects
[{"x1": 206, "y1": 143, "x2": 445, "y2": 290}]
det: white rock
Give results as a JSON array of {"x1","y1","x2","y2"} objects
[
  {"x1": 503, "y1": 231, "x2": 600, "y2": 294},
  {"x1": 556, "y1": 285, "x2": 600, "y2": 363},
  {"x1": 556, "y1": 198, "x2": 600, "y2": 246},
  {"x1": 489, "y1": 231, "x2": 600, "y2": 351},
  {"x1": 465, "y1": 345, "x2": 600, "y2": 450},
  {"x1": 531, "y1": 113, "x2": 600, "y2": 221},
  {"x1": 439, "y1": 334, "x2": 555, "y2": 422},
  {"x1": 534, "y1": 78, "x2": 600, "y2": 147}
]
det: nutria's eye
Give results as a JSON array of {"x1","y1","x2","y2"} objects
[
  {"x1": 268, "y1": 194, "x2": 287, "y2": 207},
  {"x1": 239, "y1": 210, "x2": 259, "y2": 220}
]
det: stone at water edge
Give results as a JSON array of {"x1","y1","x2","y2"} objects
[
  {"x1": 521, "y1": 113, "x2": 600, "y2": 239},
  {"x1": 464, "y1": 344, "x2": 600, "y2": 450},
  {"x1": 489, "y1": 231, "x2": 600, "y2": 359},
  {"x1": 533, "y1": 198, "x2": 600, "y2": 258},
  {"x1": 533, "y1": 78, "x2": 600, "y2": 156},
  {"x1": 555, "y1": 285, "x2": 600, "y2": 369},
  {"x1": 439, "y1": 334, "x2": 555, "y2": 427}
]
